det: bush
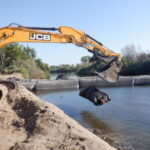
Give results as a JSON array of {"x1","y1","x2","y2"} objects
[{"x1": 0, "y1": 44, "x2": 50, "y2": 79}]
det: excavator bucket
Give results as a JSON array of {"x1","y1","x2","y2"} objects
[
  {"x1": 90, "y1": 49, "x2": 122, "y2": 82},
  {"x1": 93, "y1": 60, "x2": 121, "y2": 82}
]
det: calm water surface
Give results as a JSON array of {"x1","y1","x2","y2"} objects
[{"x1": 36, "y1": 86, "x2": 150, "y2": 150}]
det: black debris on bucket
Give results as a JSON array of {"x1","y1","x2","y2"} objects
[{"x1": 79, "y1": 86, "x2": 111, "y2": 106}]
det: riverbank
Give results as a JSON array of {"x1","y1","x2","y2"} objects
[
  {"x1": 18, "y1": 75, "x2": 150, "y2": 91},
  {"x1": 0, "y1": 85, "x2": 116, "y2": 150}
]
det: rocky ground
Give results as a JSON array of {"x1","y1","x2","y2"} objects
[{"x1": 0, "y1": 84, "x2": 116, "y2": 150}]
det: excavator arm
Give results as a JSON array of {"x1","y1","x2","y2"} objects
[{"x1": 0, "y1": 23, "x2": 122, "y2": 82}]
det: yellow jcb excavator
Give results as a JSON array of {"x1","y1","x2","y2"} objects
[
  {"x1": 0, "y1": 23, "x2": 122, "y2": 105},
  {"x1": 0, "y1": 23, "x2": 122, "y2": 82}
]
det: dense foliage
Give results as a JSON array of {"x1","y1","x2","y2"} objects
[
  {"x1": 0, "y1": 43, "x2": 50, "y2": 79},
  {"x1": 50, "y1": 64, "x2": 77, "y2": 73},
  {"x1": 120, "y1": 44, "x2": 150, "y2": 75}
]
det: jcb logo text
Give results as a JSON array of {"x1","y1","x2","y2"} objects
[{"x1": 29, "y1": 33, "x2": 51, "y2": 41}]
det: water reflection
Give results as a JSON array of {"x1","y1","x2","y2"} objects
[
  {"x1": 80, "y1": 110, "x2": 133, "y2": 150},
  {"x1": 80, "y1": 110, "x2": 112, "y2": 134},
  {"x1": 33, "y1": 88, "x2": 77, "y2": 96}
]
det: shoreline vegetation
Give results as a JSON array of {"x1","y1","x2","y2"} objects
[
  {"x1": 1, "y1": 44, "x2": 150, "y2": 79},
  {"x1": 50, "y1": 44, "x2": 150, "y2": 77},
  {"x1": 0, "y1": 43, "x2": 50, "y2": 79}
]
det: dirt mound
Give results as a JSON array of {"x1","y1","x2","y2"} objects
[
  {"x1": 0, "y1": 73, "x2": 23, "y2": 80},
  {"x1": 0, "y1": 86, "x2": 116, "y2": 150}
]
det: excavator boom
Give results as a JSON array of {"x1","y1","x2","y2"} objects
[{"x1": 0, "y1": 23, "x2": 122, "y2": 82}]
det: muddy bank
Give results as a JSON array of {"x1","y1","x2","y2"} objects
[
  {"x1": 90, "y1": 129, "x2": 128, "y2": 150},
  {"x1": 0, "y1": 85, "x2": 116, "y2": 150}
]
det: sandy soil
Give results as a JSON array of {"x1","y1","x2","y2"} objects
[
  {"x1": 0, "y1": 73, "x2": 23, "y2": 79},
  {"x1": 0, "y1": 85, "x2": 116, "y2": 150}
]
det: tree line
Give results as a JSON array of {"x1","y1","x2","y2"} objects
[
  {"x1": 120, "y1": 44, "x2": 150, "y2": 75},
  {"x1": 1, "y1": 43, "x2": 150, "y2": 79},
  {"x1": 51, "y1": 44, "x2": 150, "y2": 77},
  {"x1": 77, "y1": 44, "x2": 150, "y2": 76},
  {"x1": 0, "y1": 43, "x2": 50, "y2": 79},
  {"x1": 50, "y1": 64, "x2": 77, "y2": 73}
]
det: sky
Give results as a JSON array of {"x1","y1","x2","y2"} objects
[{"x1": 0, "y1": 0, "x2": 150, "y2": 65}]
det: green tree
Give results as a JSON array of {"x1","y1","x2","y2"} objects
[
  {"x1": 23, "y1": 46, "x2": 36, "y2": 59},
  {"x1": 2, "y1": 44, "x2": 28, "y2": 68},
  {"x1": 0, "y1": 46, "x2": 5, "y2": 72},
  {"x1": 0, "y1": 43, "x2": 50, "y2": 79},
  {"x1": 81, "y1": 56, "x2": 90, "y2": 64}
]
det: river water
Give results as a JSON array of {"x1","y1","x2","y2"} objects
[{"x1": 36, "y1": 86, "x2": 150, "y2": 150}]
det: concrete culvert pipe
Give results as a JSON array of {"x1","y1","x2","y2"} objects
[
  {"x1": 35, "y1": 79, "x2": 79, "y2": 91},
  {"x1": 0, "y1": 84, "x2": 8, "y2": 100}
]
